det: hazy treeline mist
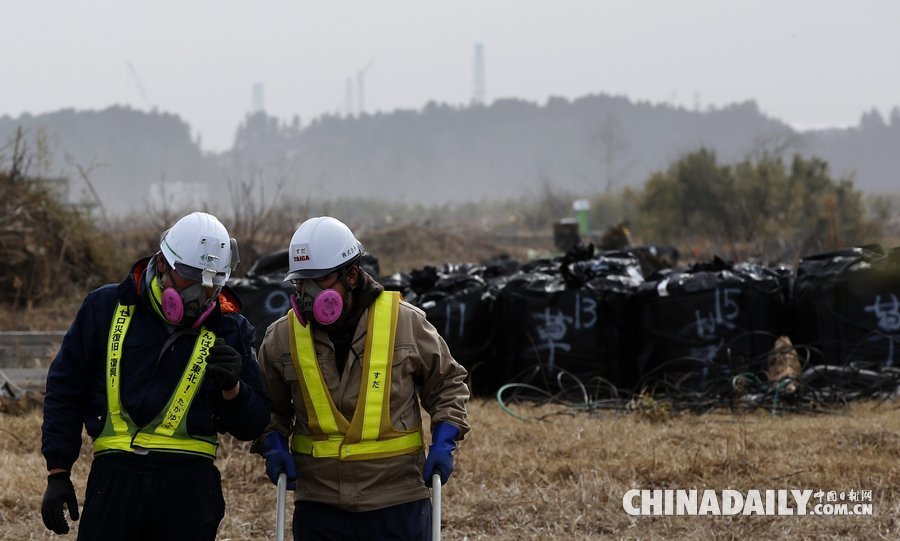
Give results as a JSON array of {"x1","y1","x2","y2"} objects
[{"x1": 1, "y1": 94, "x2": 898, "y2": 219}]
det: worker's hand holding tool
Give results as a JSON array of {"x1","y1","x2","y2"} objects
[
  {"x1": 262, "y1": 432, "x2": 298, "y2": 489},
  {"x1": 41, "y1": 471, "x2": 79, "y2": 534},
  {"x1": 206, "y1": 339, "x2": 243, "y2": 391},
  {"x1": 424, "y1": 422, "x2": 459, "y2": 487}
]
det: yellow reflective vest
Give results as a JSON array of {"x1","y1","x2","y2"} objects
[
  {"x1": 93, "y1": 303, "x2": 218, "y2": 457},
  {"x1": 289, "y1": 291, "x2": 424, "y2": 460}
]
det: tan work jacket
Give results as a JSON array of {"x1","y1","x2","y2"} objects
[{"x1": 257, "y1": 292, "x2": 470, "y2": 511}]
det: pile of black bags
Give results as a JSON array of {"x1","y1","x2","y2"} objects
[{"x1": 230, "y1": 244, "x2": 900, "y2": 397}]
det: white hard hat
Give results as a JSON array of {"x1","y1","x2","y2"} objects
[
  {"x1": 160, "y1": 212, "x2": 238, "y2": 287},
  {"x1": 285, "y1": 216, "x2": 364, "y2": 281}
]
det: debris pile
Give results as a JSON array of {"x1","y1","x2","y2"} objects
[{"x1": 0, "y1": 163, "x2": 113, "y2": 308}]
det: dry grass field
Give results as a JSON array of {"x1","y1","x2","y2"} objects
[{"x1": 1, "y1": 399, "x2": 898, "y2": 540}]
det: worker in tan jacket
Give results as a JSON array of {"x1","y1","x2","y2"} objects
[{"x1": 254, "y1": 216, "x2": 470, "y2": 541}]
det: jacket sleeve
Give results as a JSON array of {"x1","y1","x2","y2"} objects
[
  {"x1": 211, "y1": 315, "x2": 272, "y2": 441},
  {"x1": 408, "y1": 306, "x2": 471, "y2": 438},
  {"x1": 41, "y1": 293, "x2": 101, "y2": 471},
  {"x1": 250, "y1": 319, "x2": 295, "y2": 454}
]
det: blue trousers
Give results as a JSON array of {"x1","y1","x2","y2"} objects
[{"x1": 292, "y1": 498, "x2": 432, "y2": 541}]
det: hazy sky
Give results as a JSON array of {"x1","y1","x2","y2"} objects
[{"x1": 4, "y1": 1, "x2": 899, "y2": 151}]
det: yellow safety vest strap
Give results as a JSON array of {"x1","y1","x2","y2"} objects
[
  {"x1": 106, "y1": 304, "x2": 134, "y2": 435},
  {"x1": 343, "y1": 292, "x2": 399, "y2": 445},
  {"x1": 94, "y1": 434, "x2": 217, "y2": 456},
  {"x1": 155, "y1": 329, "x2": 215, "y2": 437},
  {"x1": 290, "y1": 433, "x2": 344, "y2": 458},
  {"x1": 97, "y1": 303, "x2": 218, "y2": 458},
  {"x1": 289, "y1": 313, "x2": 348, "y2": 435},
  {"x1": 290, "y1": 430, "x2": 423, "y2": 460},
  {"x1": 359, "y1": 292, "x2": 399, "y2": 441},
  {"x1": 341, "y1": 431, "x2": 424, "y2": 460},
  {"x1": 289, "y1": 292, "x2": 425, "y2": 461}
]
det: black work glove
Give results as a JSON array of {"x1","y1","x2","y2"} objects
[
  {"x1": 41, "y1": 471, "x2": 79, "y2": 534},
  {"x1": 206, "y1": 338, "x2": 242, "y2": 390}
]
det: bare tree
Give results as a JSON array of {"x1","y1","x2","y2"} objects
[
  {"x1": 591, "y1": 115, "x2": 633, "y2": 194},
  {"x1": 226, "y1": 166, "x2": 285, "y2": 272}
]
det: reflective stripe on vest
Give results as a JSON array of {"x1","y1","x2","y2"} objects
[
  {"x1": 93, "y1": 303, "x2": 218, "y2": 457},
  {"x1": 289, "y1": 291, "x2": 424, "y2": 460}
]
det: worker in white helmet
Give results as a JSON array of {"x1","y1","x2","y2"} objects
[
  {"x1": 40, "y1": 211, "x2": 271, "y2": 540},
  {"x1": 253, "y1": 216, "x2": 469, "y2": 540}
]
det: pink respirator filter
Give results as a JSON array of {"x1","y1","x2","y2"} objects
[
  {"x1": 192, "y1": 301, "x2": 217, "y2": 329},
  {"x1": 312, "y1": 289, "x2": 343, "y2": 325},
  {"x1": 161, "y1": 288, "x2": 184, "y2": 324},
  {"x1": 290, "y1": 289, "x2": 344, "y2": 326}
]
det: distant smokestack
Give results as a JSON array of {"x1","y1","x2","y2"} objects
[
  {"x1": 472, "y1": 43, "x2": 485, "y2": 106},
  {"x1": 345, "y1": 78, "x2": 354, "y2": 117},
  {"x1": 357, "y1": 71, "x2": 365, "y2": 115},
  {"x1": 252, "y1": 83, "x2": 265, "y2": 113},
  {"x1": 356, "y1": 60, "x2": 374, "y2": 116}
]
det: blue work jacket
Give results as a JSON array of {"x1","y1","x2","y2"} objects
[{"x1": 41, "y1": 257, "x2": 271, "y2": 471}]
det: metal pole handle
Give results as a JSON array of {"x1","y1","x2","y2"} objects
[
  {"x1": 431, "y1": 473, "x2": 442, "y2": 541},
  {"x1": 276, "y1": 473, "x2": 287, "y2": 541}
]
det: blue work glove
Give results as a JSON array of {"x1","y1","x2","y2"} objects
[
  {"x1": 423, "y1": 422, "x2": 459, "y2": 487},
  {"x1": 261, "y1": 432, "x2": 297, "y2": 489}
]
